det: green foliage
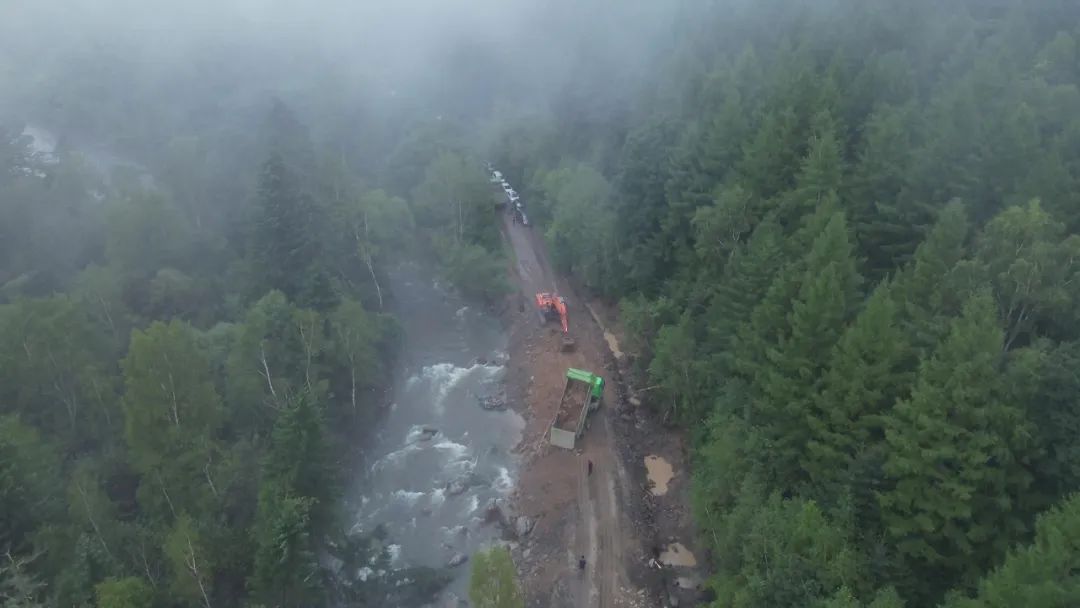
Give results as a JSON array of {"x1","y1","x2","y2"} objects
[
  {"x1": 806, "y1": 281, "x2": 912, "y2": 490},
  {"x1": 105, "y1": 191, "x2": 189, "y2": 278},
  {"x1": 743, "y1": 212, "x2": 863, "y2": 487},
  {"x1": 711, "y1": 493, "x2": 859, "y2": 608},
  {"x1": 438, "y1": 239, "x2": 510, "y2": 302},
  {"x1": 94, "y1": 577, "x2": 154, "y2": 608},
  {"x1": 540, "y1": 163, "x2": 617, "y2": 291},
  {"x1": 163, "y1": 514, "x2": 214, "y2": 605},
  {"x1": 483, "y1": 4, "x2": 1080, "y2": 607},
  {"x1": 940, "y1": 493, "x2": 1080, "y2": 608},
  {"x1": 122, "y1": 321, "x2": 221, "y2": 479},
  {"x1": 252, "y1": 393, "x2": 334, "y2": 606},
  {"x1": 469, "y1": 546, "x2": 524, "y2": 608},
  {"x1": 880, "y1": 292, "x2": 1034, "y2": 595},
  {"x1": 0, "y1": 295, "x2": 113, "y2": 442},
  {"x1": 412, "y1": 151, "x2": 498, "y2": 250},
  {"x1": 250, "y1": 152, "x2": 335, "y2": 310},
  {"x1": 409, "y1": 151, "x2": 507, "y2": 298},
  {"x1": 5, "y1": 2, "x2": 1080, "y2": 606},
  {"x1": 0, "y1": 100, "x2": 402, "y2": 606},
  {"x1": 0, "y1": 416, "x2": 62, "y2": 553}
]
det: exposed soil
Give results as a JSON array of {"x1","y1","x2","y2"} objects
[
  {"x1": 554, "y1": 378, "x2": 589, "y2": 428},
  {"x1": 496, "y1": 202, "x2": 704, "y2": 607},
  {"x1": 644, "y1": 456, "x2": 674, "y2": 496}
]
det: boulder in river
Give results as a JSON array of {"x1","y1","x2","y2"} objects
[
  {"x1": 477, "y1": 394, "x2": 507, "y2": 411},
  {"x1": 419, "y1": 426, "x2": 439, "y2": 441},
  {"x1": 440, "y1": 592, "x2": 466, "y2": 608},
  {"x1": 493, "y1": 498, "x2": 515, "y2": 524},
  {"x1": 514, "y1": 515, "x2": 534, "y2": 537},
  {"x1": 447, "y1": 553, "x2": 469, "y2": 568},
  {"x1": 446, "y1": 478, "x2": 469, "y2": 496}
]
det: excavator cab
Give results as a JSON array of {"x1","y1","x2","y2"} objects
[{"x1": 535, "y1": 292, "x2": 575, "y2": 351}]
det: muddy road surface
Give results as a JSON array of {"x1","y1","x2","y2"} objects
[{"x1": 499, "y1": 206, "x2": 650, "y2": 608}]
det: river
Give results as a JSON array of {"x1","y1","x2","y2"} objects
[
  {"x1": 347, "y1": 266, "x2": 524, "y2": 604},
  {"x1": 20, "y1": 124, "x2": 511, "y2": 604}
]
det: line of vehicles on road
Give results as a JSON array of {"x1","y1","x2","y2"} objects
[{"x1": 488, "y1": 165, "x2": 529, "y2": 226}]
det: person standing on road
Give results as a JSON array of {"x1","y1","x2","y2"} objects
[
  {"x1": 587, "y1": 460, "x2": 593, "y2": 476},
  {"x1": 578, "y1": 556, "x2": 586, "y2": 571}
]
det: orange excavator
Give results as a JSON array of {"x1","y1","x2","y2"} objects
[{"x1": 535, "y1": 292, "x2": 575, "y2": 351}]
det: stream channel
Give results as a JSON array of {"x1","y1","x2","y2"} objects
[{"x1": 347, "y1": 266, "x2": 524, "y2": 604}]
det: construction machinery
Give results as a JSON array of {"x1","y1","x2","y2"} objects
[
  {"x1": 549, "y1": 368, "x2": 604, "y2": 449},
  {"x1": 535, "y1": 291, "x2": 574, "y2": 351}
]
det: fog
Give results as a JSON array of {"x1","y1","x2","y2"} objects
[{"x1": 1, "y1": 0, "x2": 677, "y2": 144}]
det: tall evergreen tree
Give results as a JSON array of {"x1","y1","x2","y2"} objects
[
  {"x1": 890, "y1": 200, "x2": 971, "y2": 354},
  {"x1": 745, "y1": 212, "x2": 862, "y2": 487},
  {"x1": 807, "y1": 281, "x2": 913, "y2": 488},
  {"x1": 941, "y1": 493, "x2": 1080, "y2": 608},
  {"x1": 250, "y1": 153, "x2": 327, "y2": 307},
  {"x1": 880, "y1": 291, "x2": 1034, "y2": 597}
]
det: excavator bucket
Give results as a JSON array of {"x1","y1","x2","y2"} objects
[{"x1": 560, "y1": 335, "x2": 576, "y2": 352}]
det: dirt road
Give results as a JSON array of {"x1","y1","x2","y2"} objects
[{"x1": 499, "y1": 206, "x2": 646, "y2": 608}]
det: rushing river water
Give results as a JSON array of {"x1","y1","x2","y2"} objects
[{"x1": 348, "y1": 266, "x2": 523, "y2": 604}]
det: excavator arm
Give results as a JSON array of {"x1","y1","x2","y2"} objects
[
  {"x1": 555, "y1": 297, "x2": 569, "y2": 333},
  {"x1": 535, "y1": 292, "x2": 574, "y2": 350}
]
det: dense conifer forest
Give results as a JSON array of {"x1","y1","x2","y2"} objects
[{"x1": 490, "y1": 1, "x2": 1080, "y2": 605}]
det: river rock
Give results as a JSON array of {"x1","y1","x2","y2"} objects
[
  {"x1": 446, "y1": 478, "x2": 469, "y2": 496},
  {"x1": 515, "y1": 515, "x2": 534, "y2": 537},
  {"x1": 494, "y1": 498, "x2": 515, "y2": 524},
  {"x1": 447, "y1": 553, "x2": 468, "y2": 568},
  {"x1": 477, "y1": 394, "x2": 507, "y2": 411},
  {"x1": 484, "y1": 498, "x2": 501, "y2": 522},
  {"x1": 419, "y1": 426, "x2": 439, "y2": 440},
  {"x1": 439, "y1": 592, "x2": 465, "y2": 608}
]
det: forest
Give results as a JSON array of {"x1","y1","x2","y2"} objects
[
  {"x1": 5, "y1": 0, "x2": 1080, "y2": 606},
  {"x1": 0, "y1": 5, "x2": 511, "y2": 602},
  {"x1": 487, "y1": 0, "x2": 1080, "y2": 606},
  {"x1": 0, "y1": 102, "x2": 512, "y2": 606}
]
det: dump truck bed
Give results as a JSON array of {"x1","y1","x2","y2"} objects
[{"x1": 554, "y1": 376, "x2": 591, "y2": 428}]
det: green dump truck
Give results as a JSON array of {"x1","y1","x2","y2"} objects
[{"x1": 549, "y1": 368, "x2": 604, "y2": 450}]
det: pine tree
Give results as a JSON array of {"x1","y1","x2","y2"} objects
[
  {"x1": 745, "y1": 212, "x2": 862, "y2": 488},
  {"x1": 942, "y1": 493, "x2": 1080, "y2": 608},
  {"x1": 261, "y1": 392, "x2": 338, "y2": 532},
  {"x1": 891, "y1": 200, "x2": 970, "y2": 354},
  {"x1": 779, "y1": 111, "x2": 844, "y2": 230},
  {"x1": 806, "y1": 281, "x2": 913, "y2": 488},
  {"x1": 879, "y1": 291, "x2": 1034, "y2": 596},
  {"x1": 252, "y1": 392, "x2": 336, "y2": 606},
  {"x1": 252, "y1": 492, "x2": 319, "y2": 606},
  {"x1": 251, "y1": 152, "x2": 322, "y2": 304},
  {"x1": 701, "y1": 219, "x2": 785, "y2": 373},
  {"x1": 848, "y1": 103, "x2": 923, "y2": 279},
  {"x1": 737, "y1": 107, "x2": 802, "y2": 200}
]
